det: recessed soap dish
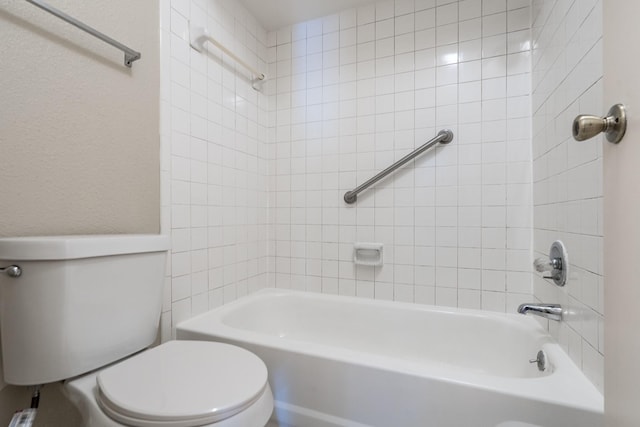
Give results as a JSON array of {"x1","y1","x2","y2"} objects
[{"x1": 353, "y1": 243, "x2": 383, "y2": 266}]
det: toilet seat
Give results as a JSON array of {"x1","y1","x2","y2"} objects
[{"x1": 96, "y1": 341, "x2": 269, "y2": 427}]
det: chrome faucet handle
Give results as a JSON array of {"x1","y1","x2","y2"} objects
[
  {"x1": 534, "y1": 257, "x2": 562, "y2": 281},
  {"x1": 533, "y1": 257, "x2": 561, "y2": 273},
  {"x1": 533, "y1": 258, "x2": 547, "y2": 272},
  {"x1": 533, "y1": 241, "x2": 568, "y2": 287}
]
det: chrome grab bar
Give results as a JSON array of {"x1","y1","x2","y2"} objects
[
  {"x1": 25, "y1": 0, "x2": 142, "y2": 67},
  {"x1": 343, "y1": 129, "x2": 454, "y2": 204}
]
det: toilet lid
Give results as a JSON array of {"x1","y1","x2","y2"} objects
[{"x1": 96, "y1": 341, "x2": 269, "y2": 427}]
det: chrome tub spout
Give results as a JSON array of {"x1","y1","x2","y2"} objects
[{"x1": 517, "y1": 303, "x2": 563, "y2": 321}]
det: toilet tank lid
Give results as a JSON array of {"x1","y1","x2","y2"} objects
[{"x1": 0, "y1": 234, "x2": 170, "y2": 261}]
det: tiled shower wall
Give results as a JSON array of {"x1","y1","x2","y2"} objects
[
  {"x1": 159, "y1": 0, "x2": 270, "y2": 339},
  {"x1": 531, "y1": 0, "x2": 604, "y2": 391},
  {"x1": 266, "y1": 0, "x2": 533, "y2": 312},
  {"x1": 159, "y1": 0, "x2": 604, "y2": 391}
]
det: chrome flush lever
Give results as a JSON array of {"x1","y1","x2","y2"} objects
[
  {"x1": 573, "y1": 103, "x2": 627, "y2": 143},
  {"x1": 0, "y1": 265, "x2": 22, "y2": 278}
]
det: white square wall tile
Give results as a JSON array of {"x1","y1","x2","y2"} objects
[
  {"x1": 482, "y1": 13, "x2": 506, "y2": 37},
  {"x1": 459, "y1": 60, "x2": 481, "y2": 82},
  {"x1": 396, "y1": 33, "x2": 415, "y2": 54},
  {"x1": 436, "y1": 44, "x2": 458, "y2": 66},
  {"x1": 459, "y1": 17, "x2": 481, "y2": 41},
  {"x1": 340, "y1": 9, "x2": 357, "y2": 29},
  {"x1": 482, "y1": 56, "x2": 506, "y2": 78},
  {"x1": 481, "y1": 291, "x2": 506, "y2": 312},
  {"x1": 483, "y1": 0, "x2": 506, "y2": 16},
  {"x1": 395, "y1": 0, "x2": 415, "y2": 16},
  {"x1": 376, "y1": 19, "x2": 395, "y2": 40},
  {"x1": 376, "y1": 0, "x2": 395, "y2": 21},
  {"x1": 507, "y1": 7, "x2": 530, "y2": 33},
  {"x1": 459, "y1": 39, "x2": 481, "y2": 62},
  {"x1": 436, "y1": 287, "x2": 457, "y2": 307},
  {"x1": 358, "y1": 4, "x2": 376, "y2": 25},
  {"x1": 436, "y1": 3, "x2": 458, "y2": 26},
  {"x1": 507, "y1": 51, "x2": 531, "y2": 75},
  {"x1": 415, "y1": 9, "x2": 436, "y2": 31},
  {"x1": 376, "y1": 38, "x2": 395, "y2": 58},
  {"x1": 459, "y1": 0, "x2": 481, "y2": 21},
  {"x1": 458, "y1": 289, "x2": 481, "y2": 309},
  {"x1": 483, "y1": 34, "x2": 506, "y2": 58},
  {"x1": 436, "y1": 23, "x2": 458, "y2": 45},
  {"x1": 415, "y1": 0, "x2": 436, "y2": 11},
  {"x1": 415, "y1": 30, "x2": 437, "y2": 53},
  {"x1": 436, "y1": 64, "x2": 458, "y2": 86}
]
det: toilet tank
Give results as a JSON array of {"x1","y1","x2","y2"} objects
[{"x1": 0, "y1": 234, "x2": 170, "y2": 385}]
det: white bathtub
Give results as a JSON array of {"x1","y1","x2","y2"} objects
[{"x1": 176, "y1": 289, "x2": 603, "y2": 427}]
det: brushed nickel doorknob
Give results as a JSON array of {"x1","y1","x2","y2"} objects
[{"x1": 573, "y1": 103, "x2": 626, "y2": 143}]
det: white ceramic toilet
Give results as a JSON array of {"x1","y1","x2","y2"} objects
[{"x1": 0, "y1": 235, "x2": 273, "y2": 427}]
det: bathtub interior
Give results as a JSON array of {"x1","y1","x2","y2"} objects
[{"x1": 220, "y1": 291, "x2": 551, "y2": 378}]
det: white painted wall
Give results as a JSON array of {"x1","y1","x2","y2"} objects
[
  {"x1": 603, "y1": 0, "x2": 640, "y2": 424},
  {"x1": 0, "y1": 0, "x2": 160, "y2": 237},
  {"x1": 530, "y1": 0, "x2": 604, "y2": 392}
]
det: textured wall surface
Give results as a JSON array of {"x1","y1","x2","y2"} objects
[
  {"x1": 0, "y1": 0, "x2": 160, "y2": 421},
  {"x1": 0, "y1": 0, "x2": 160, "y2": 237},
  {"x1": 531, "y1": 0, "x2": 604, "y2": 392}
]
